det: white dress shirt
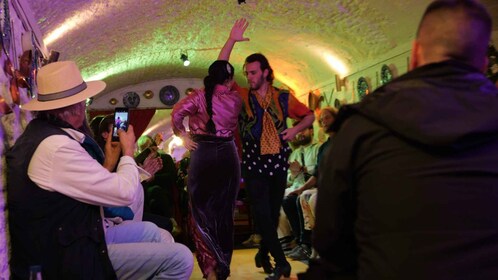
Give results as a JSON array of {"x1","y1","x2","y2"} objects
[
  {"x1": 28, "y1": 128, "x2": 140, "y2": 208},
  {"x1": 287, "y1": 142, "x2": 321, "y2": 192}
]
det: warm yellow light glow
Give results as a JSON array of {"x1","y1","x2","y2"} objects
[
  {"x1": 323, "y1": 53, "x2": 348, "y2": 78},
  {"x1": 168, "y1": 135, "x2": 184, "y2": 151},
  {"x1": 83, "y1": 51, "x2": 167, "y2": 82},
  {"x1": 308, "y1": 45, "x2": 349, "y2": 78},
  {"x1": 85, "y1": 66, "x2": 120, "y2": 81},
  {"x1": 168, "y1": 135, "x2": 189, "y2": 162},
  {"x1": 44, "y1": 3, "x2": 111, "y2": 46}
]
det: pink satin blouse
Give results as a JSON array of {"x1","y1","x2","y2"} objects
[{"x1": 171, "y1": 84, "x2": 242, "y2": 138}]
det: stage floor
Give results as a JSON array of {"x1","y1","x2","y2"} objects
[{"x1": 190, "y1": 248, "x2": 309, "y2": 279}]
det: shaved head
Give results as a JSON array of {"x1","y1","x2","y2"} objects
[{"x1": 414, "y1": 0, "x2": 491, "y2": 70}]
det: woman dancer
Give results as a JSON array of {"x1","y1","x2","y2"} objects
[{"x1": 172, "y1": 60, "x2": 242, "y2": 280}]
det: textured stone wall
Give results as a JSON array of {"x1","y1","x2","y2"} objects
[{"x1": 0, "y1": 0, "x2": 36, "y2": 278}]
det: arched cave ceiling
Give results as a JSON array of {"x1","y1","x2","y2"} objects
[{"x1": 28, "y1": 0, "x2": 498, "y2": 101}]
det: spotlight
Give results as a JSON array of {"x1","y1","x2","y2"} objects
[{"x1": 180, "y1": 53, "x2": 190, "y2": 66}]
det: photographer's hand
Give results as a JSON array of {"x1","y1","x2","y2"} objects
[
  {"x1": 119, "y1": 124, "x2": 136, "y2": 157},
  {"x1": 103, "y1": 127, "x2": 121, "y2": 171}
]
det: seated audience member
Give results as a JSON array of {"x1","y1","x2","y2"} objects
[
  {"x1": 94, "y1": 114, "x2": 113, "y2": 151},
  {"x1": 85, "y1": 115, "x2": 177, "y2": 244},
  {"x1": 137, "y1": 135, "x2": 179, "y2": 219},
  {"x1": 137, "y1": 134, "x2": 183, "y2": 235},
  {"x1": 277, "y1": 135, "x2": 302, "y2": 255},
  {"x1": 286, "y1": 107, "x2": 337, "y2": 260},
  {"x1": 95, "y1": 115, "x2": 175, "y2": 234},
  {"x1": 154, "y1": 132, "x2": 165, "y2": 150},
  {"x1": 300, "y1": 1, "x2": 498, "y2": 279},
  {"x1": 175, "y1": 150, "x2": 190, "y2": 235},
  {"x1": 95, "y1": 114, "x2": 158, "y2": 220},
  {"x1": 7, "y1": 61, "x2": 193, "y2": 279},
  {"x1": 88, "y1": 114, "x2": 104, "y2": 138},
  {"x1": 280, "y1": 121, "x2": 320, "y2": 260}
]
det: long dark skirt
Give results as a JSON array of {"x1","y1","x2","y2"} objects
[{"x1": 188, "y1": 135, "x2": 240, "y2": 280}]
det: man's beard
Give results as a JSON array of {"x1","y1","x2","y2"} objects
[
  {"x1": 293, "y1": 134, "x2": 312, "y2": 147},
  {"x1": 249, "y1": 74, "x2": 265, "y2": 91}
]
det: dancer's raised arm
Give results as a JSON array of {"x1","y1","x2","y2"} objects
[{"x1": 218, "y1": 18, "x2": 250, "y2": 61}]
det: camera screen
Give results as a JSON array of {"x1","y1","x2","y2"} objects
[{"x1": 113, "y1": 111, "x2": 129, "y2": 137}]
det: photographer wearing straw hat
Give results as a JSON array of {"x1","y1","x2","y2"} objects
[{"x1": 6, "y1": 61, "x2": 193, "y2": 279}]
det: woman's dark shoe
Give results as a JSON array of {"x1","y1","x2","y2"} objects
[
  {"x1": 255, "y1": 252, "x2": 274, "y2": 274},
  {"x1": 265, "y1": 263, "x2": 291, "y2": 280}
]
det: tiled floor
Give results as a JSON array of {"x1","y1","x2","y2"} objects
[{"x1": 190, "y1": 248, "x2": 308, "y2": 280}]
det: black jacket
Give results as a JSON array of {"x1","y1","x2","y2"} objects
[{"x1": 310, "y1": 60, "x2": 498, "y2": 280}]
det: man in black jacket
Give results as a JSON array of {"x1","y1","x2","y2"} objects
[{"x1": 301, "y1": 1, "x2": 498, "y2": 279}]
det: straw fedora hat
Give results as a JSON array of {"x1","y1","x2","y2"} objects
[{"x1": 21, "y1": 61, "x2": 106, "y2": 111}]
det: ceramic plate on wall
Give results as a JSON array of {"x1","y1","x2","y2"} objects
[
  {"x1": 159, "y1": 85, "x2": 180, "y2": 106},
  {"x1": 123, "y1": 91, "x2": 140, "y2": 108}
]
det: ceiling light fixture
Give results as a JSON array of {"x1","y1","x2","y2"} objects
[{"x1": 180, "y1": 53, "x2": 190, "y2": 66}]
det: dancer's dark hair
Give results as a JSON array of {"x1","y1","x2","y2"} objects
[{"x1": 203, "y1": 60, "x2": 234, "y2": 134}]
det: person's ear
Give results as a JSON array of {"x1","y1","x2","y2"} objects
[
  {"x1": 409, "y1": 40, "x2": 421, "y2": 71},
  {"x1": 263, "y1": 68, "x2": 269, "y2": 80}
]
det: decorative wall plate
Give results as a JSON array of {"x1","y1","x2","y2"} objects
[
  {"x1": 357, "y1": 77, "x2": 369, "y2": 101},
  {"x1": 380, "y1": 64, "x2": 393, "y2": 85},
  {"x1": 123, "y1": 91, "x2": 140, "y2": 108},
  {"x1": 159, "y1": 85, "x2": 180, "y2": 106}
]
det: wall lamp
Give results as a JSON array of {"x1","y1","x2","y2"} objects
[{"x1": 180, "y1": 53, "x2": 190, "y2": 66}]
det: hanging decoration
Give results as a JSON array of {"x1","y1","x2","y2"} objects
[
  {"x1": 380, "y1": 64, "x2": 394, "y2": 85},
  {"x1": 2, "y1": 0, "x2": 11, "y2": 55},
  {"x1": 308, "y1": 90, "x2": 322, "y2": 110},
  {"x1": 2, "y1": 0, "x2": 20, "y2": 110},
  {"x1": 357, "y1": 77, "x2": 369, "y2": 101},
  {"x1": 28, "y1": 31, "x2": 41, "y2": 99},
  {"x1": 321, "y1": 87, "x2": 334, "y2": 107}
]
